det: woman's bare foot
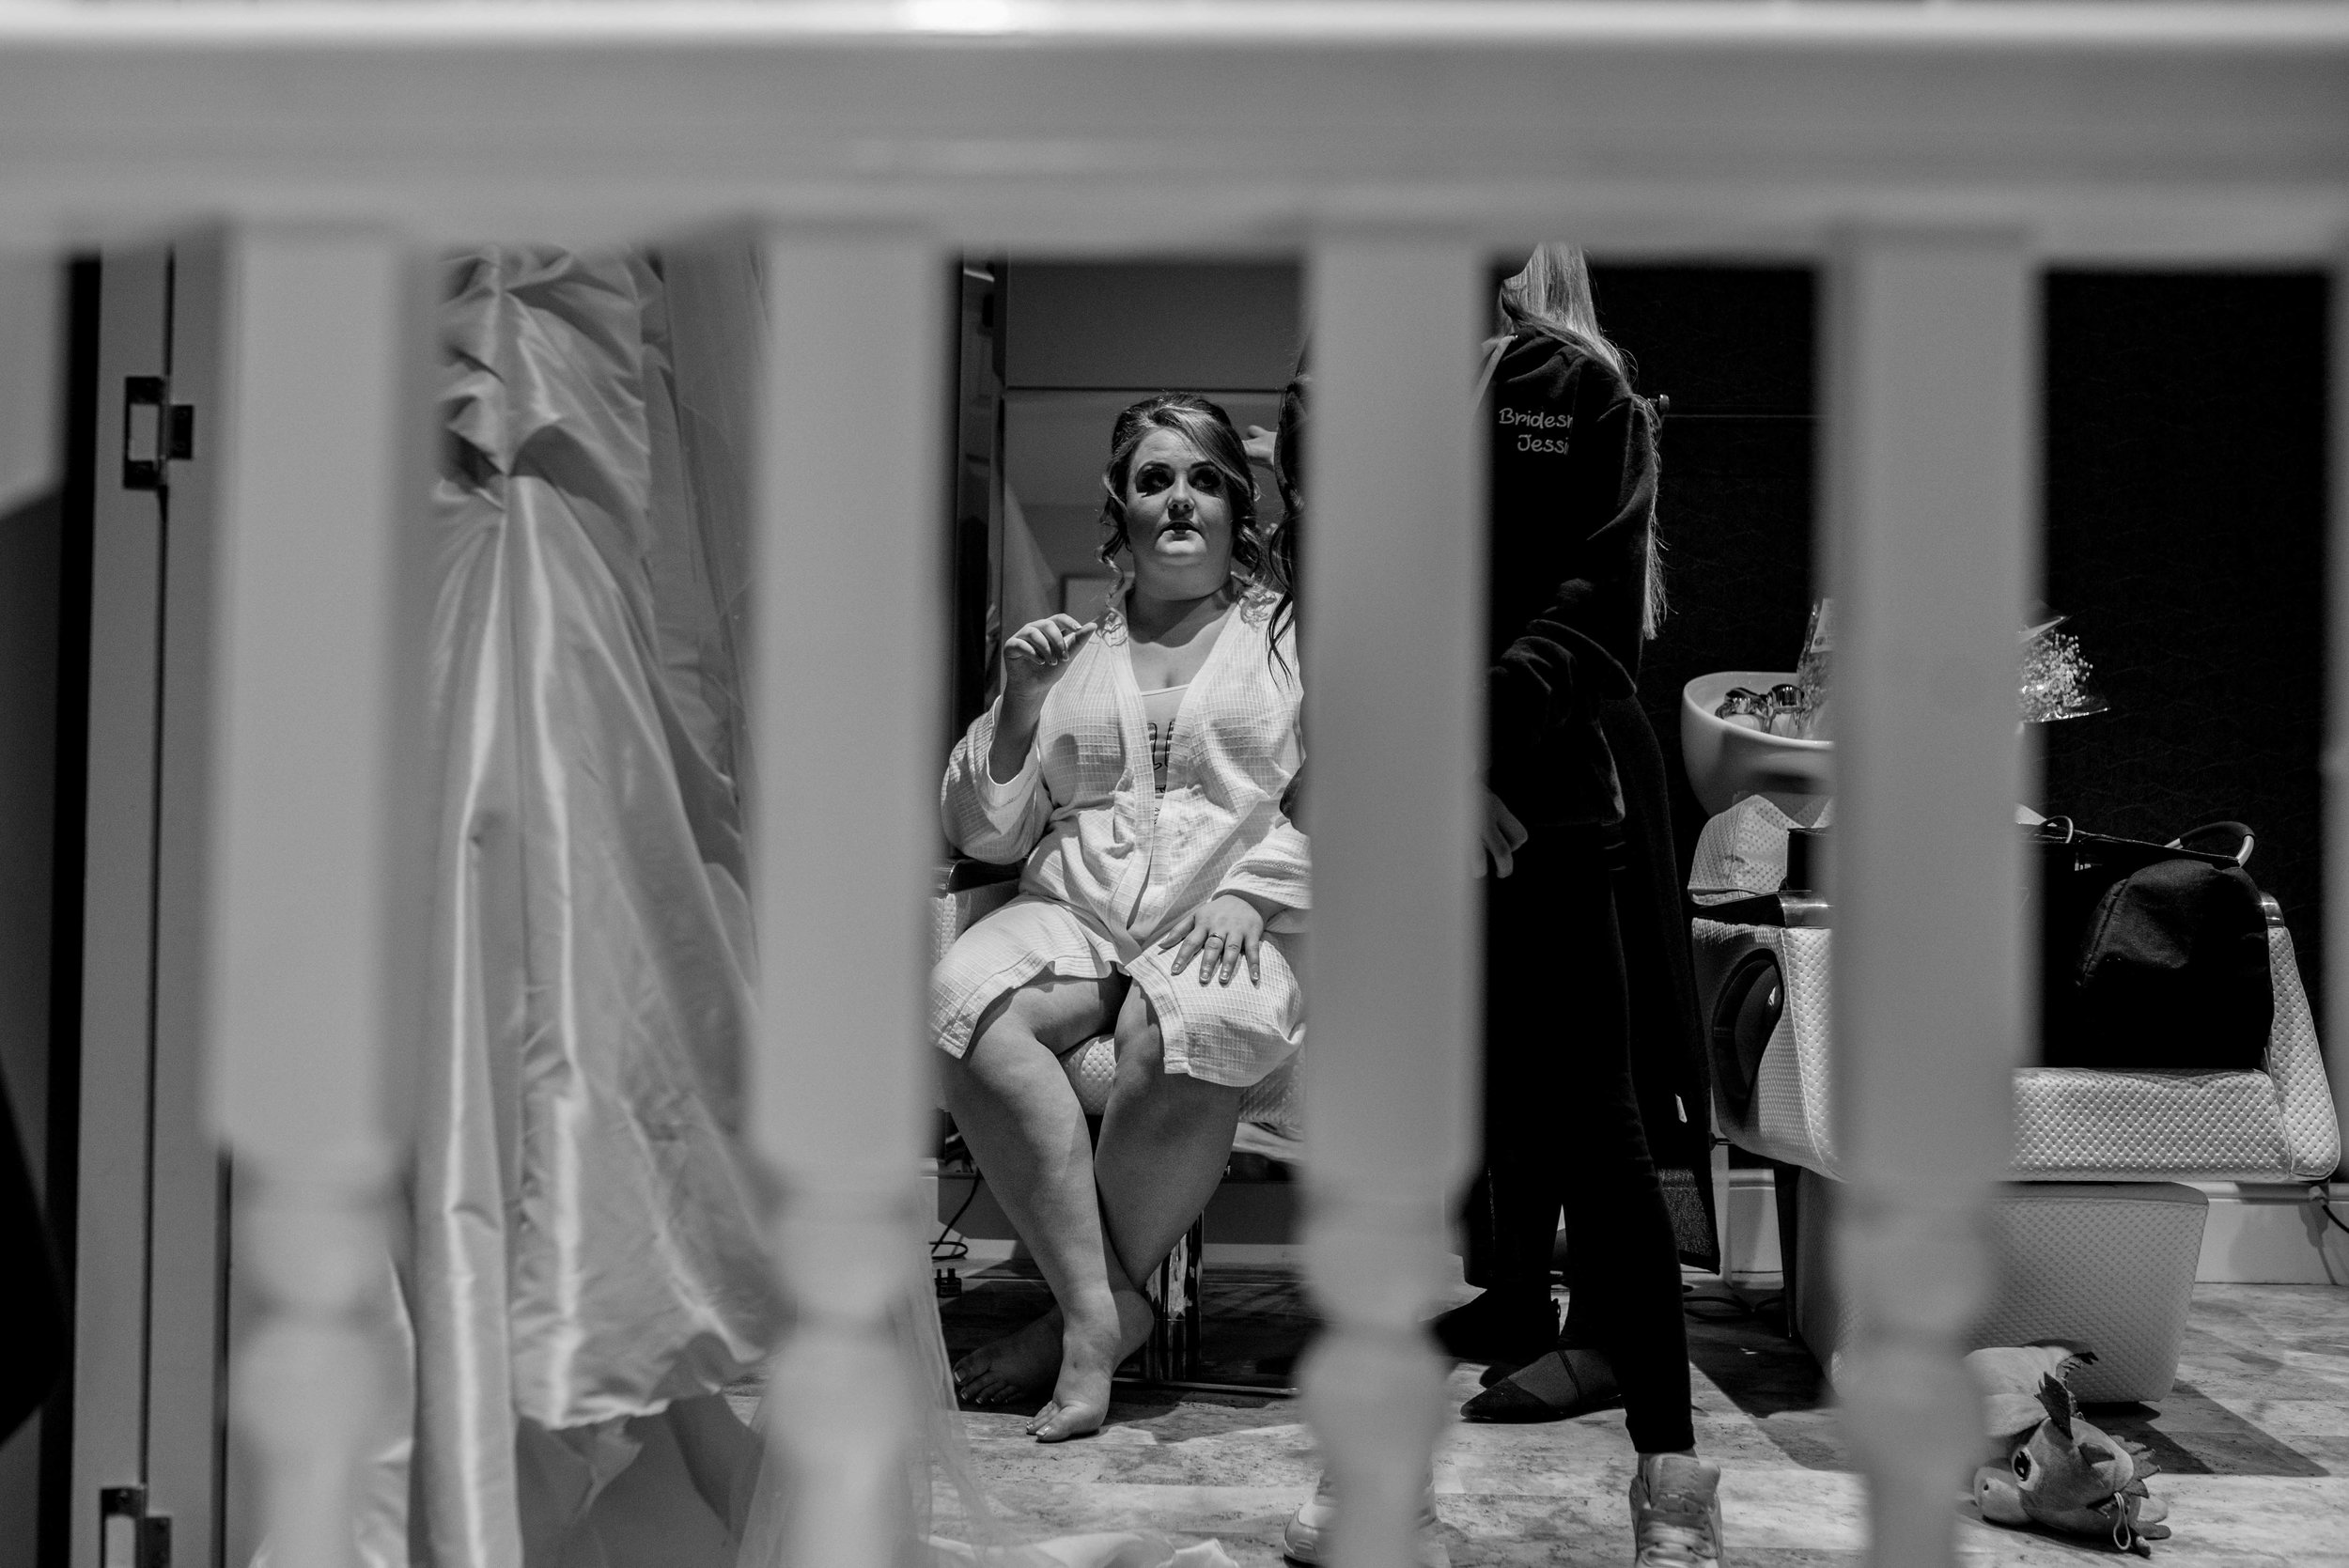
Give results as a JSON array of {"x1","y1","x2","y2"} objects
[
  {"x1": 953, "y1": 1308, "x2": 1064, "y2": 1405},
  {"x1": 1026, "y1": 1287, "x2": 1153, "y2": 1443}
]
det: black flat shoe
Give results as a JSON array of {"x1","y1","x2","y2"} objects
[{"x1": 1459, "y1": 1351, "x2": 1625, "y2": 1423}]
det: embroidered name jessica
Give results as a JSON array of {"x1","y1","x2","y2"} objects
[{"x1": 1516, "y1": 434, "x2": 1570, "y2": 455}]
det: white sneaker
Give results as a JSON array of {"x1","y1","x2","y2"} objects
[
  {"x1": 1281, "y1": 1470, "x2": 1440, "y2": 1566},
  {"x1": 1629, "y1": 1453, "x2": 1723, "y2": 1568}
]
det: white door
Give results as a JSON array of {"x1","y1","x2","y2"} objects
[{"x1": 71, "y1": 238, "x2": 230, "y2": 1568}]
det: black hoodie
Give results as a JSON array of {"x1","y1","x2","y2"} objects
[{"x1": 1484, "y1": 331, "x2": 1660, "y2": 830}]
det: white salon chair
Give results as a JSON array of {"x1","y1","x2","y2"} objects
[{"x1": 1689, "y1": 797, "x2": 2340, "y2": 1404}]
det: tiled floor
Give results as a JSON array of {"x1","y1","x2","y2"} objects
[{"x1": 941, "y1": 1266, "x2": 2349, "y2": 1565}]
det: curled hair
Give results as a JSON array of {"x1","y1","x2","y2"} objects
[
  {"x1": 1096, "y1": 394, "x2": 1272, "y2": 639},
  {"x1": 1267, "y1": 364, "x2": 1308, "y2": 674}
]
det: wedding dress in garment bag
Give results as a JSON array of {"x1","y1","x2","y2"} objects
[{"x1": 360, "y1": 243, "x2": 1235, "y2": 1568}]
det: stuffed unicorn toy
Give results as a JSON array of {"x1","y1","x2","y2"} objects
[{"x1": 1966, "y1": 1343, "x2": 2171, "y2": 1555}]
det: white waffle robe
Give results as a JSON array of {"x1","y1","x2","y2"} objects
[{"x1": 935, "y1": 601, "x2": 1308, "y2": 1086}]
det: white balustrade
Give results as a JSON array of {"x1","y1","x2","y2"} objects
[
  {"x1": 748, "y1": 226, "x2": 946, "y2": 1568},
  {"x1": 204, "y1": 225, "x2": 424, "y2": 1568},
  {"x1": 1298, "y1": 237, "x2": 1485, "y2": 1568},
  {"x1": 0, "y1": 11, "x2": 2336, "y2": 1568},
  {"x1": 1824, "y1": 228, "x2": 2034, "y2": 1568}
]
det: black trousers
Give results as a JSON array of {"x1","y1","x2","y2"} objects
[{"x1": 1471, "y1": 829, "x2": 1695, "y2": 1455}]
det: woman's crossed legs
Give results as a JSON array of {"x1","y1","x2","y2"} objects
[{"x1": 944, "y1": 970, "x2": 1242, "y2": 1441}]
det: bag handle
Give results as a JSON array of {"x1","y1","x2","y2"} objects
[
  {"x1": 2170, "y1": 819, "x2": 2256, "y2": 866},
  {"x1": 2027, "y1": 816, "x2": 2243, "y2": 869}
]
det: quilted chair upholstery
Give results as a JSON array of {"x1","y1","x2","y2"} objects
[
  {"x1": 1781, "y1": 1169, "x2": 2211, "y2": 1404},
  {"x1": 1688, "y1": 800, "x2": 2340, "y2": 1184}
]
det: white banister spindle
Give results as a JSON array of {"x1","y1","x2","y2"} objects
[
  {"x1": 1299, "y1": 237, "x2": 1484, "y2": 1568},
  {"x1": 749, "y1": 227, "x2": 945, "y2": 1567},
  {"x1": 207, "y1": 225, "x2": 423, "y2": 1568},
  {"x1": 1824, "y1": 228, "x2": 2033, "y2": 1568},
  {"x1": 2326, "y1": 244, "x2": 2349, "y2": 1179}
]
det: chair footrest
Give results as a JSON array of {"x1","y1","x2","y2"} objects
[{"x1": 1786, "y1": 1173, "x2": 2206, "y2": 1404}]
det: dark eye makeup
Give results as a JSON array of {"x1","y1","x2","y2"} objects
[{"x1": 1128, "y1": 458, "x2": 1225, "y2": 500}]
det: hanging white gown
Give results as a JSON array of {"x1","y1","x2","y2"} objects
[
  {"x1": 372, "y1": 243, "x2": 1235, "y2": 1568},
  {"x1": 409, "y1": 243, "x2": 778, "y2": 1568}
]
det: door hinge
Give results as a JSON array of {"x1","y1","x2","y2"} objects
[
  {"x1": 122, "y1": 376, "x2": 194, "y2": 492},
  {"x1": 100, "y1": 1485, "x2": 170, "y2": 1568}
]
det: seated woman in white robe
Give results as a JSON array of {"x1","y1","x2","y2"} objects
[{"x1": 935, "y1": 394, "x2": 1308, "y2": 1442}]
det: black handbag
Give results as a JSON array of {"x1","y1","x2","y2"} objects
[{"x1": 2033, "y1": 818, "x2": 2274, "y2": 1072}]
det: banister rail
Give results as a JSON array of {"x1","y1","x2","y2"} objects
[
  {"x1": 10, "y1": 8, "x2": 2347, "y2": 1568},
  {"x1": 0, "y1": 5, "x2": 2346, "y2": 250}
]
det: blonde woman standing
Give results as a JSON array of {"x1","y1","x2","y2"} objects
[{"x1": 1278, "y1": 249, "x2": 1723, "y2": 1568}]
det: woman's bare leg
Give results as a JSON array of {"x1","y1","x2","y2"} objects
[
  {"x1": 1092, "y1": 987, "x2": 1245, "y2": 1340},
  {"x1": 941, "y1": 974, "x2": 1147, "y2": 1440}
]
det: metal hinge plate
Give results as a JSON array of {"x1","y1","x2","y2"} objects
[
  {"x1": 122, "y1": 376, "x2": 194, "y2": 492},
  {"x1": 100, "y1": 1485, "x2": 170, "y2": 1568}
]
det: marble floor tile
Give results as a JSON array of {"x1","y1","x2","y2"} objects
[
  {"x1": 947, "y1": 1276, "x2": 2349, "y2": 1564},
  {"x1": 1438, "y1": 1418, "x2": 1639, "y2": 1498},
  {"x1": 986, "y1": 1481, "x2": 1325, "y2": 1556},
  {"x1": 2224, "y1": 1396, "x2": 2349, "y2": 1437},
  {"x1": 958, "y1": 1436, "x2": 1113, "y2": 1490},
  {"x1": 1711, "y1": 1469, "x2": 1868, "y2": 1552},
  {"x1": 1434, "y1": 1492, "x2": 1634, "y2": 1560},
  {"x1": 1092, "y1": 1424, "x2": 1325, "y2": 1490}
]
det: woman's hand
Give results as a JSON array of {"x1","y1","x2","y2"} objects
[
  {"x1": 1003, "y1": 613, "x2": 1097, "y2": 709},
  {"x1": 1158, "y1": 893, "x2": 1271, "y2": 986},
  {"x1": 1479, "y1": 787, "x2": 1529, "y2": 879},
  {"x1": 988, "y1": 614, "x2": 1096, "y2": 784}
]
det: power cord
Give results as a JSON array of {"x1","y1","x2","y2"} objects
[
  {"x1": 933, "y1": 1177, "x2": 979, "y2": 1296},
  {"x1": 2308, "y1": 1184, "x2": 2349, "y2": 1239},
  {"x1": 933, "y1": 1179, "x2": 978, "y2": 1261}
]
